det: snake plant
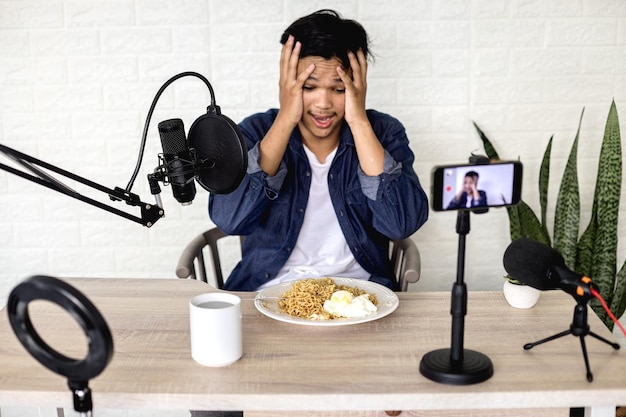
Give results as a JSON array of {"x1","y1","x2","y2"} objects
[{"x1": 473, "y1": 100, "x2": 625, "y2": 331}]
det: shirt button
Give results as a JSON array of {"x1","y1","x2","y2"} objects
[
  {"x1": 286, "y1": 247, "x2": 291, "y2": 252},
  {"x1": 306, "y1": 171, "x2": 311, "y2": 176},
  {"x1": 264, "y1": 273, "x2": 270, "y2": 278},
  {"x1": 299, "y1": 208, "x2": 304, "y2": 213}
]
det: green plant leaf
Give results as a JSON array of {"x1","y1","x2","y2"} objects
[
  {"x1": 608, "y1": 260, "x2": 626, "y2": 330},
  {"x1": 580, "y1": 210, "x2": 607, "y2": 327},
  {"x1": 553, "y1": 110, "x2": 583, "y2": 269},
  {"x1": 506, "y1": 206, "x2": 523, "y2": 241},
  {"x1": 576, "y1": 216, "x2": 595, "y2": 275},
  {"x1": 473, "y1": 121, "x2": 501, "y2": 161},
  {"x1": 503, "y1": 274, "x2": 524, "y2": 285},
  {"x1": 539, "y1": 136, "x2": 552, "y2": 229},
  {"x1": 586, "y1": 101, "x2": 622, "y2": 326},
  {"x1": 515, "y1": 201, "x2": 551, "y2": 245}
]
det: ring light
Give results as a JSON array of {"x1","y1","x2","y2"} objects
[{"x1": 7, "y1": 275, "x2": 113, "y2": 414}]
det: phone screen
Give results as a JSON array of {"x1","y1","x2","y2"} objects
[{"x1": 431, "y1": 161, "x2": 523, "y2": 212}]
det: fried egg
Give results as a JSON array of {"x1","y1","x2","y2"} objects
[{"x1": 323, "y1": 290, "x2": 377, "y2": 318}]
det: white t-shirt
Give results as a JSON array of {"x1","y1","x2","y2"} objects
[{"x1": 258, "y1": 145, "x2": 369, "y2": 289}]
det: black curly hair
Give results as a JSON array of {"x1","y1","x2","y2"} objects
[{"x1": 280, "y1": 9, "x2": 372, "y2": 69}]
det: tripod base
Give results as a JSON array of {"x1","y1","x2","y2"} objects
[
  {"x1": 420, "y1": 348, "x2": 494, "y2": 385},
  {"x1": 524, "y1": 302, "x2": 621, "y2": 382}
]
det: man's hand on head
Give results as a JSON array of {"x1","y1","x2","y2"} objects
[
  {"x1": 277, "y1": 35, "x2": 315, "y2": 127},
  {"x1": 337, "y1": 49, "x2": 368, "y2": 126}
]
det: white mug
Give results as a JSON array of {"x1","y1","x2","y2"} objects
[{"x1": 189, "y1": 292, "x2": 242, "y2": 367}]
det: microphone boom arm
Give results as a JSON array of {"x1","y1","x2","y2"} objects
[{"x1": 0, "y1": 143, "x2": 164, "y2": 227}]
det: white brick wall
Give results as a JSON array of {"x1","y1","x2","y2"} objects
[
  {"x1": 1, "y1": 0, "x2": 626, "y2": 301},
  {"x1": 0, "y1": 0, "x2": 625, "y2": 416}
]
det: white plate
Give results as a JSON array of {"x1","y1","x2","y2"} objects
[{"x1": 254, "y1": 277, "x2": 399, "y2": 326}]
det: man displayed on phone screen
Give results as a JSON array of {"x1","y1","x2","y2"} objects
[
  {"x1": 446, "y1": 170, "x2": 487, "y2": 209},
  {"x1": 431, "y1": 161, "x2": 522, "y2": 212}
]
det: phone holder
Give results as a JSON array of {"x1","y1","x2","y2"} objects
[{"x1": 419, "y1": 155, "x2": 494, "y2": 385}]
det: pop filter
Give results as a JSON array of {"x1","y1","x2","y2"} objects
[{"x1": 188, "y1": 110, "x2": 247, "y2": 194}]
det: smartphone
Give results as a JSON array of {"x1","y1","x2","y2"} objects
[{"x1": 431, "y1": 161, "x2": 523, "y2": 212}]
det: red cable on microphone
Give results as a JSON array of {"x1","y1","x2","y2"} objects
[{"x1": 590, "y1": 288, "x2": 626, "y2": 338}]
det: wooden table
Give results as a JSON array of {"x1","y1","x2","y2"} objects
[{"x1": 0, "y1": 278, "x2": 624, "y2": 417}]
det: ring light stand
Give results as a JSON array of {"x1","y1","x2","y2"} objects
[
  {"x1": 7, "y1": 275, "x2": 114, "y2": 416},
  {"x1": 419, "y1": 210, "x2": 494, "y2": 384}
]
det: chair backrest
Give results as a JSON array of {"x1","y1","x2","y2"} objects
[
  {"x1": 176, "y1": 227, "x2": 421, "y2": 291},
  {"x1": 390, "y1": 237, "x2": 421, "y2": 292}
]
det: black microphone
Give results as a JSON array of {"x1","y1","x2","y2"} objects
[
  {"x1": 503, "y1": 238, "x2": 598, "y2": 299},
  {"x1": 157, "y1": 118, "x2": 196, "y2": 205}
]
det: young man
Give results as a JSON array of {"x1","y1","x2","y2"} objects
[{"x1": 209, "y1": 9, "x2": 429, "y2": 291}]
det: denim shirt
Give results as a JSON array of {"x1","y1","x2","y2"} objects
[{"x1": 209, "y1": 109, "x2": 429, "y2": 291}]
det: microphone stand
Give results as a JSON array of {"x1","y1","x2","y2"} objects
[
  {"x1": 419, "y1": 210, "x2": 494, "y2": 384},
  {"x1": 1, "y1": 71, "x2": 225, "y2": 228},
  {"x1": 523, "y1": 297, "x2": 620, "y2": 382}
]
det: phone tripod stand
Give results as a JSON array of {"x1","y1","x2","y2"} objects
[
  {"x1": 419, "y1": 210, "x2": 494, "y2": 385},
  {"x1": 523, "y1": 298, "x2": 620, "y2": 382}
]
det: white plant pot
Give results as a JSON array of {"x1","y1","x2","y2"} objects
[{"x1": 503, "y1": 280, "x2": 541, "y2": 309}]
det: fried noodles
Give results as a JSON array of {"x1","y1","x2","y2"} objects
[{"x1": 278, "y1": 278, "x2": 378, "y2": 320}]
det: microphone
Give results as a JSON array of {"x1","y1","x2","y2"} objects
[
  {"x1": 157, "y1": 118, "x2": 196, "y2": 205},
  {"x1": 503, "y1": 238, "x2": 598, "y2": 299}
]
